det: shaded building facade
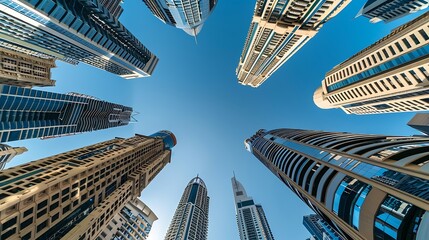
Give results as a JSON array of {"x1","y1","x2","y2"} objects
[
  {"x1": 0, "y1": 143, "x2": 26, "y2": 170},
  {"x1": 164, "y1": 176, "x2": 209, "y2": 240},
  {"x1": 0, "y1": 85, "x2": 132, "y2": 143},
  {"x1": 246, "y1": 128, "x2": 429, "y2": 240},
  {"x1": 408, "y1": 113, "x2": 429, "y2": 135},
  {"x1": 314, "y1": 12, "x2": 429, "y2": 114},
  {"x1": 236, "y1": 0, "x2": 351, "y2": 87},
  {"x1": 358, "y1": 0, "x2": 429, "y2": 23},
  {"x1": 0, "y1": 130, "x2": 176, "y2": 239},
  {"x1": 303, "y1": 214, "x2": 342, "y2": 240}
]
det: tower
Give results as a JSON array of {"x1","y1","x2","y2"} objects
[
  {"x1": 236, "y1": 0, "x2": 351, "y2": 87},
  {"x1": 0, "y1": 144, "x2": 27, "y2": 170},
  {"x1": 164, "y1": 176, "x2": 209, "y2": 240},
  {"x1": 408, "y1": 113, "x2": 429, "y2": 135},
  {"x1": 232, "y1": 176, "x2": 275, "y2": 240},
  {"x1": 358, "y1": 0, "x2": 429, "y2": 23},
  {"x1": 0, "y1": 130, "x2": 176, "y2": 239},
  {"x1": 0, "y1": 84, "x2": 132, "y2": 143},
  {"x1": 246, "y1": 128, "x2": 429, "y2": 239},
  {"x1": 314, "y1": 12, "x2": 429, "y2": 114}
]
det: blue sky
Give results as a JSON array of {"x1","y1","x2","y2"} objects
[{"x1": 5, "y1": 1, "x2": 427, "y2": 239}]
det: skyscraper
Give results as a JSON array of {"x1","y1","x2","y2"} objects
[
  {"x1": 0, "y1": 130, "x2": 176, "y2": 239},
  {"x1": 408, "y1": 113, "x2": 429, "y2": 135},
  {"x1": 141, "y1": 0, "x2": 218, "y2": 36},
  {"x1": 164, "y1": 176, "x2": 209, "y2": 240},
  {"x1": 231, "y1": 176, "x2": 275, "y2": 240},
  {"x1": 358, "y1": 0, "x2": 429, "y2": 23},
  {"x1": 0, "y1": 144, "x2": 26, "y2": 170},
  {"x1": 314, "y1": 11, "x2": 429, "y2": 115},
  {"x1": 246, "y1": 128, "x2": 429, "y2": 240},
  {"x1": 303, "y1": 214, "x2": 342, "y2": 240},
  {"x1": 0, "y1": 84, "x2": 132, "y2": 143},
  {"x1": 236, "y1": 0, "x2": 351, "y2": 87},
  {"x1": 0, "y1": 0, "x2": 158, "y2": 79},
  {"x1": 98, "y1": 198, "x2": 158, "y2": 240}
]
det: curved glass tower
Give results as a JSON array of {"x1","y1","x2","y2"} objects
[
  {"x1": 246, "y1": 128, "x2": 429, "y2": 240},
  {"x1": 164, "y1": 176, "x2": 210, "y2": 240}
]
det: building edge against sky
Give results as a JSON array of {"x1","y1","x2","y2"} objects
[
  {"x1": 0, "y1": 130, "x2": 176, "y2": 239},
  {"x1": 245, "y1": 128, "x2": 429, "y2": 240},
  {"x1": 236, "y1": 0, "x2": 351, "y2": 87},
  {"x1": 314, "y1": 11, "x2": 429, "y2": 114},
  {"x1": 408, "y1": 113, "x2": 429, "y2": 135},
  {"x1": 0, "y1": 144, "x2": 27, "y2": 170},
  {"x1": 358, "y1": 0, "x2": 429, "y2": 23}
]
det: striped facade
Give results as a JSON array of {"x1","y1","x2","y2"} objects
[
  {"x1": 314, "y1": 11, "x2": 429, "y2": 114},
  {"x1": 0, "y1": 85, "x2": 132, "y2": 143},
  {"x1": 141, "y1": 0, "x2": 218, "y2": 36},
  {"x1": 246, "y1": 128, "x2": 429, "y2": 240},
  {"x1": 0, "y1": 131, "x2": 176, "y2": 240},
  {"x1": 236, "y1": 0, "x2": 351, "y2": 87},
  {"x1": 303, "y1": 214, "x2": 342, "y2": 240},
  {"x1": 358, "y1": 0, "x2": 429, "y2": 23},
  {"x1": 164, "y1": 176, "x2": 209, "y2": 240},
  {"x1": 0, "y1": 0, "x2": 158, "y2": 79},
  {"x1": 0, "y1": 144, "x2": 26, "y2": 170},
  {"x1": 99, "y1": 0, "x2": 124, "y2": 20}
]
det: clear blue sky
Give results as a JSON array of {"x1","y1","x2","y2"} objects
[{"x1": 5, "y1": 1, "x2": 427, "y2": 239}]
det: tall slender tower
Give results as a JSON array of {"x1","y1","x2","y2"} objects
[
  {"x1": 164, "y1": 176, "x2": 209, "y2": 240},
  {"x1": 232, "y1": 176, "x2": 275, "y2": 240},
  {"x1": 314, "y1": 12, "x2": 429, "y2": 115},
  {"x1": 0, "y1": 84, "x2": 132, "y2": 143},
  {"x1": 358, "y1": 0, "x2": 429, "y2": 23},
  {"x1": 0, "y1": 0, "x2": 158, "y2": 79},
  {"x1": 246, "y1": 128, "x2": 429, "y2": 240},
  {"x1": 141, "y1": 0, "x2": 218, "y2": 36},
  {"x1": 0, "y1": 130, "x2": 176, "y2": 240},
  {"x1": 0, "y1": 144, "x2": 27, "y2": 170},
  {"x1": 236, "y1": 0, "x2": 351, "y2": 87}
]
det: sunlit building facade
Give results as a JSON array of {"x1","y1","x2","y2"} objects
[
  {"x1": 164, "y1": 176, "x2": 209, "y2": 240},
  {"x1": 141, "y1": 0, "x2": 218, "y2": 36},
  {"x1": 0, "y1": 0, "x2": 158, "y2": 79},
  {"x1": 408, "y1": 113, "x2": 429, "y2": 135},
  {"x1": 358, "y1": 0, "x2": 429, "y2": 23},
  {"x1": 0, "y1": 85, "x2": 132, "y2": 143},
  {"x1": 236, "y1": 0, "x2": 351, "y2": 87},
  {"x1": 0, "y1": 130, "x2": 176, "y2": 239},
  {"x1": 246, "y1": 128, "x2": 429, "y2": 240},
  {"x1": 0, "y1": 144, "x2": 26, "y2": 170},
  {"x1": 232, "y1": 176, "x2": 275, "y2": 240},
  {"x1": 314, "y1": 11, "x2": 429, "y2": 115},
  {"x1": 303, "y1": 214, "x2": 342, "y2": 240}
]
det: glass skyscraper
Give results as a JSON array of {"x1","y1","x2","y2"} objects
[
  {"x1": 0, "y1": 143, "x2": 26, "y2": 170},
  {"x1": 358, "y1": 0, "x2": 429, "y2": 23},
  {"x1": 141, "y1": 0, "x2": 218, "y2": 36},
  {"x1": 164, "y1": 176, "x2": 209, "y2": 240},
  {"x1": 232, "y1": 176, "x2": 275, "y2": 240},
  {"x1": 246, "y1": 128, "x2": 429, "y2": 240},
  {"x1": 0, "y1": 85, "x2": 132, "y2": 143},
  {"x1": 303, "y1": 214, "x2": 342, "y2": 240},
  {"x1": 0, "y1": 0, "x2": 158, "y2": 79},
  {"x1": 0, "y1": 130, "x2": 176, "y2": 239}
]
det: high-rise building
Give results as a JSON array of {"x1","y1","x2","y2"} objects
[
  {"x1": 164, "y1": 176, "x2": 209, "y2": 240},
  {"x1": 98, "y1": 198, "x2": 158, "y2": 240},
  {"x1": 0, "y1": 0, "x2": 158, "y2": 79},
  {"x1": 408, "y1": 113, "x2": 429, "y2": 135},
  {"x1": 141, "y1": 0, "x2": 218, "y2": 36},
  {"x1": 245, "y1": 128, "x2": 429, "y2": 240},
  {"x1": 236, "y1": 0, "x2": 351, "y2": 87},
  {"x1": 231, "y1": 176, "x2": 275, "y2": 240},
  {"x1": 0, "y1": 144, "x2": 26, "y2": 170},
  {"x1": 303, "y1": 214, "x2": 342, "y2": 240},
  {"x1": 0, "y1": 84, "x2": 133, "y2": 143},
  {"x1": 314, "y1": 12, "x2": 429, "y2": 115},
  {"x1": 99, "y1": 0, "x2": 124, "y2": 20},
  {"x1": 0, "y1": 130, "x2": 176, "y2": 240},
  {"x1": 358, "y1": 0, "x2": 429, "y2": 23}
]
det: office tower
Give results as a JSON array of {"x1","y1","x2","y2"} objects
[
  {"x1": 358, "y1": 0, "x2": 429, "y2": 23},
  {"x1": 164, "y1": 176, "x2": 209, "y2": 240},
  {"x1": 408, "y1": 113, "x2": 429, "y2": 135},
  {"x1": 236, "y1": 0, "x2": 351, "y2": 87},
  {"x1": 314, "y1": 12, "x2": 429, "y2": 115},
  {"x1": 0, "y1": 0, "x2": 158, "y2": 79},
  {"x1": 0, "y1": 130, "x2": 176, "y2": 239},
  {"x1": 99, "y1": 0, "x2": 124, "y2": 20},
  {"x1": 0, "y1": 144, "x2": 27, "y2": 170},
  {"x1": 0, "y1": 85, "x2": 132, "y2": 143},
  {"x1": 98, "y1": 198, "x2": 158, "y2": 240},
  {"x1": 303, "y1": 214, "x2": 342, "y2": 240},
  {"x1": 141, "y1": 0, "x2": 218, "y2": 36},
  {"x1": 0, "y1": 47, "x2": 56, "y2": 87},
  {"x1": 231, "y1": 176, "x2": 275, "y2": 240},
  {"x1": 245, "y1": 128, "x2": 429, "y2": 240}
]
